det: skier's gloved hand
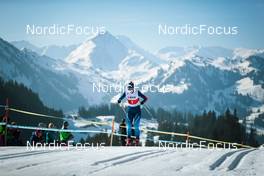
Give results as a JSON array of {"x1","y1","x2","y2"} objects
[
  {"x1": 140, "y1": 102, "x2": 145, "y2": 109},
  {"x1": 117, "y1": 99, "x2": 121, "y2": 104}
]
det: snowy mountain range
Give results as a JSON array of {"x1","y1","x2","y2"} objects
[
  {"x1": 0, "y1": 38, "x2": 88, "y2": 110},
  {"x1": 1, "y1": 32, "x2": 264, "y2": 121},
  {"x1": 11, "y1": 40, "x2": 78, "y2": 60},
  {"x1": 151, "y1": 46, "x2": 264, "y2": 115}
]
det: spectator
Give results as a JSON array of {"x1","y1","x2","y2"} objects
[
  {"x1": 7, "y1": 122, "x2": 22, "y2": 146},
  {"x1": 59, "y1": 121, "x2": 73, "y2": 144},
  {"x1": 30, "y1": 129, "x2": 43, "y2": 145},
  {"x1": 46, "y1": 122, "x2": 57, "y2": 144},
  {"x1": 0, "y1": 116, "x2": 8, "y2": 146}
]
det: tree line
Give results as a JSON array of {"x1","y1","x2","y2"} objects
[
  {"x1": 0, "y1": 77, "x2": 63, "y2": 144},
  {"x1": 79, "y1": 105, "x2": 259, "y2": 147}
]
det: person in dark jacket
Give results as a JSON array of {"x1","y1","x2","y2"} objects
[
  {"x1": 46, "y1": 122, "x2": 57, "y2": 144},
  {"x1": 7, "y1": 122, "x2": 22, "y2": 146},
  {"x1": 0, "y1": 116, "x2": 8, "y2": 146},
  {"x1": 30, "y1": 129, "x2": 43, "y2": 145},
  {"x1": 119, "y1": 118, "x2": 127, "y2": 146}
]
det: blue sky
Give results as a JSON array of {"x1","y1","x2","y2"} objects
[{"x1": 0, "y1": 0, "x2": 263, "y2": 52}]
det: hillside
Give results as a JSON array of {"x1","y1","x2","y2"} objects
[{"x1": 0, "y1": 77, "x2": 64, "y2": 143}]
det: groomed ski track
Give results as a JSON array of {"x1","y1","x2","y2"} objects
[{"x1": 0, "y1": 147, "x2": 263, "y2": 176}]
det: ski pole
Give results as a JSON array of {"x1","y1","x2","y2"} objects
[
  {"x1": 119, "y1": 103, "x2": 127, "y2": 115},
  {"x1": 143, "y1": 105, "x2": 155, "y2": 119}
]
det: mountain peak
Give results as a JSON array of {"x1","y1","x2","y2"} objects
[
  {"x1": 65, "y1": 31, "x2": 128, "y2": 70},
  {"x1": 85, "y1": 31, "x2": 116, "y2": 42}
]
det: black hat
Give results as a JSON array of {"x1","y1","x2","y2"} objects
[
  {"x1": 63, "y1": 121, "x2": 69, "y2": 126},
  {"x1": 128, "y1": 81, "x2": 134, "y2": 90}
]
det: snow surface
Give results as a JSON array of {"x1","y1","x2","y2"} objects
[
  {"x1": 158, "y1": 83, "x2": 189, "y2": 94},
  {"x1": 11, "y1": 40, "x2": 78, "y2": 60},
  {"x1": 66, "y1": 40, "x2": 95, "y2": 68},
  {"x1": 0, "y1": 147, "x2": 263, "y2": 176},
  {"x1": 246, "y1": 104, "x2": 264, "y2": 124},
  {"x1": 233, "y1": 48, "x2": 264, "y2": 59},
  {"x1": 236, "y1": 77, "x2": 264, "y2": 102}
]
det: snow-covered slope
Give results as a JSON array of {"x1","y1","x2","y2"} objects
[
  {"x1": 65, "y1": 32, "x2": 161, "y2": 84},
  {"x1": 11, "y1": 40, "x2": 43, "y2": 54},
  {"x1": 157, "y1": 46, "x2": 264, "y2": 72},
  {"x1": 157, "y1": 46, "x2": 233, "y2": 62},
  {"x1": 66, "y1": 32, "x2": 128, "y2": 71},
  {"x1": 0, "y1": 38, "x2": 88, "y2": 110},
  {"x1": 40, "y1": 44, "x2": 78, "y2": 60},
  {"x1": 11, "y1": 40, "x2": 77, "y2": 60},
  {"x1": 0, "y1": 147, "x2": 263, "y2": 176},
  {"x1": 236, "y1": 77, "x2": 264, "y2": 102},
  {"x1": 153, "y1": 47, "x2": 264, "y2": 116},
  {"x1": 1, "y1": 37, "x2": 117, "y2": 110},
  {"x1": 144, "y1": 59, "x2": 257, "y2": 115}
]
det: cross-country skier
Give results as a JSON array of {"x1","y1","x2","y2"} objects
[{"x1": 117, "y1": 81, "x2": 148, "y2": 146}]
